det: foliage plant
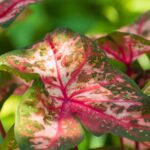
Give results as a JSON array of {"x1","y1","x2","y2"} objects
[{"x1": 0, "y1": 1, "x2": 150, "y2": 150}]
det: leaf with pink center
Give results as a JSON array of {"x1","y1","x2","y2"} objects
[
  {"x1": 0, "y1": 29, "x2": 150, "y2": 149},
  {"x1": 15, "y1": 80, "x2": 84, "y2": 150},
  {"x1": 0, "y1": 0, "x2": 41, "y2": 26},
  {"x1": 95, "y1": 32, "x2": 150, "y2": 68}
]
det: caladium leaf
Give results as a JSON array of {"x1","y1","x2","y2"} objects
[
  {"x1": 0, "y1": 0, "x2": 41, "y2": 26},
  {"x1": 15, "y1": 80, "x2": 84, "y2": 150},
  {"x1": 0, "y1": 29, "x2": 150, "y2": 149},
  {"x1": 123, "y1": 138, "x2": 150, "y2": 150},
  {"x1": 121, "y1": 11, "x2": 150, "y2": 40},
  {"x1": 95, "y1": 32, "x2": 150, "y2": 71}
]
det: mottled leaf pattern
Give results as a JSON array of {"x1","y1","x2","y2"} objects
[
  {"x1": 122, "y1": 11, "x2": 150, "y2": 40},
  {"x1": 0, "y1": 29, "x2": 150, "y2": 149},
  {"x1": 15, "y1": 80, "x2": 84, "y2": 150},
  {"x1": 0, "y1": 0, "x2": 40, "y2": 26},
  {"x1": 95, "y1": 32, "x2": 150, "y2": 70}
]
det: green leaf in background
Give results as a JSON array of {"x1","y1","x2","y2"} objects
[{"x1": 0, "y1": 95, "x2": 21, "y2": 132}]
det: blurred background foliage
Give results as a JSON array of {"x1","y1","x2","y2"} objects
[
  {"x1": 0, "y1": 0, "x2": 150, "y2": 52},
  {"x1": 0, "y1": 0, "x2": 150, "y2": 149}
]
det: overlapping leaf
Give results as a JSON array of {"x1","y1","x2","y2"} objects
[
  {"x1": 95, "y1": 32, "x2": 150, "y2": 72},
  {"x1": 0, "y1": 125, "x2": 19, "y2": 150},
  {"x1": 122, "y1": 83, "x2": 150, "y2": 150},
  {"x1": 121, "y1": 11, "x2": 150, "y2": 40},
  {"x1": 0, "y1": 71, "x2": 17, "y2": 108},
  {"x1": 0, "y1": 70, "x2": 29, "y2": 110},
  {"x1": 0, "y1": 0, "x2": 41, "y2": 26},
  {"x1": 0, "y1": 29, "x2": 150, "y2": 149}
]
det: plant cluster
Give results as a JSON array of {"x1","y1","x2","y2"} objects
[{"x1": 0, "y1": 1, "x2": 150, "y2": 150}]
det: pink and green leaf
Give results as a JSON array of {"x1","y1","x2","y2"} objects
[
  {"x1": 95, "y1": 32, "x2": 150, "y2": 68},
  {"x1": 0, "y1": 29, "x2": 150, "y2": 149},
  {"x1": 96, "y1": 32, "x2": 150, "y2": 65},
  {"x1": 0, "y1": 0, "x2": 41, "y2": 26},
  {"x1": 15, "y1": 80, "x2": 84, "y2": 150},
  {"x1": 121, "y1": 11, "x2": 150, "y2": 40}
]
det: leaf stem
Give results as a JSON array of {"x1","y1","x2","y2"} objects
[
  {"x1": 0, "y1": 120, "x2": 6, "y2": 138},
  {"x1": 135, "y1": 141, "x2": 139, "y2": 150},
  {"x1": 119, "y1": 137, "x2": 125, "y2": 150},
  {"x1": 74, "y1": 146, "x2": 78, "y2": 150}
]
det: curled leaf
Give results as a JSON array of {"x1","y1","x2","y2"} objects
[
  {"x1": 0, "y1": 29, "x2": 150, "y2": 149},
  {"x1": 0, "y1": 0, "x2": 41, "y2": 26}
]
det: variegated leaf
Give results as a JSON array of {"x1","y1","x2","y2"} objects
[
  {"x1": 0, "y1": 29, "x2": 150, "y2": 149},
  {"x1": 0, "y1": 0, "x2": 41, "y2": 26},
  {"x1": 95, "y1": 32, "x2": 150, "y2": 70},
  {"x1": 121, "y1": 11, "x2": 150, "y2": 40},
  {"x1": 15, "y1": 80, "x2": 84, "y2": 150}
]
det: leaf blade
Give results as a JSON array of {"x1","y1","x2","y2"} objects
[{"x1": 0, "y1": 0, "x2": 41, "y2": 26}]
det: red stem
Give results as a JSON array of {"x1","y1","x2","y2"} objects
[
  {"x1": 119, "y1": 137, "x2": 125, "y2": 150},
  {"x1": 135, "y1": 141, "x2": 140, "y2": 150},
  {"x1": 0, "y1": 121, "x2": 6, "y2": 138},
  {"x1": 74, "y1": 146, "x2": 78, "y2": 150},
  {"x1": 126, "y1": 64, "x2": 133, "y2": 77}
]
